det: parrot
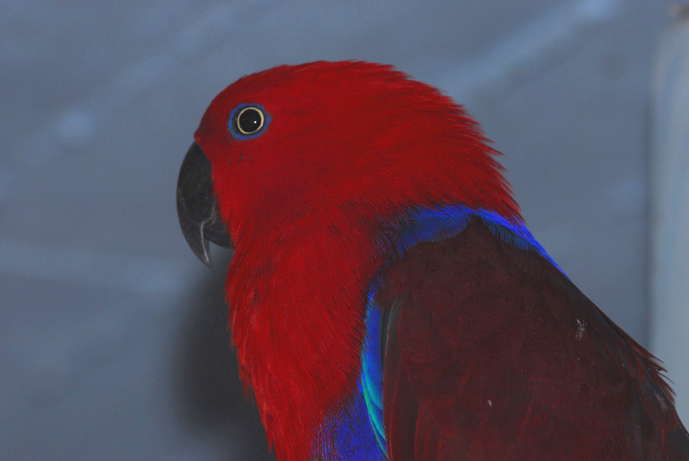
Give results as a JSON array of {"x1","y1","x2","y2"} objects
[{"x1": 176, "y1": 61, "x2": 689, "y2": 460}]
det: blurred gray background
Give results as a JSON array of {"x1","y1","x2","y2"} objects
[{"x1": 2, "y1": 0, "x2": 688, "y2": 459}]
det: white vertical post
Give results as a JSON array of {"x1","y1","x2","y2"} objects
[{"x1": 650, "y1": 8, "x2": 689, "y2": 423}]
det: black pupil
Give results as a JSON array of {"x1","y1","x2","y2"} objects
[{"x1": 238, "y1": 108, "x2": 263, "y2": 134}]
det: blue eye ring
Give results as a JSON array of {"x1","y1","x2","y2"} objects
[{"x1": 229, "y1": 104, "x2": 270, "y2": 140}]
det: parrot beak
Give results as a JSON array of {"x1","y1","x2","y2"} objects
[{"x1": 177, "y1": 142, "x2": 232, "y2": 269}]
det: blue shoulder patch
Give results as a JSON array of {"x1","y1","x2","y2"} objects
[{"x1": 394, "y1": 205, "x2": 563, "y2": 273}]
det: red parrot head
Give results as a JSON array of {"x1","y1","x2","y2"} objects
[{"x1": 178, "y1": 61, "x2": 518, "y2": 263}]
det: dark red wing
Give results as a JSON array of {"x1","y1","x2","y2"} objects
[{"x1": 376, "y1": 218, "x2": 689, "y2": 460}]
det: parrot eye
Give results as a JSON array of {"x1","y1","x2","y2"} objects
[{"x1": 230, "y1": 104, "x2": 269, "y2": 139}]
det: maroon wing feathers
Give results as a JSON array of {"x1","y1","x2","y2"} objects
[{"x1": 376, "y1": 218, "x2": 689, "y2": 460}]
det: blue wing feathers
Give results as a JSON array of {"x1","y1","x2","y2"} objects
[{"x1": 362, "y1": 301, "x2": 387, "y2": 456}]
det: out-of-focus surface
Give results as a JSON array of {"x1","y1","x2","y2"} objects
[
  {"x1": 650, "y1": 10, "x2": 689, "y2": 427},
  {"x1": 0, "y1": 0, "x2": 683, "y2": 459}
]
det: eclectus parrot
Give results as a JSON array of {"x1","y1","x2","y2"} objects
[{"x1": 176, "y1": 61, "x2": 689, "y2": 460}]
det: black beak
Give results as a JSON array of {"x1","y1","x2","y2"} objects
[{"x1": 176, "y1": 142, "x2": 232, "y2": 268}]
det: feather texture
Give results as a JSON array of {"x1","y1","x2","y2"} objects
[{"x1": 185, "y1": 60, "x2": 689, "y2": 460}]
